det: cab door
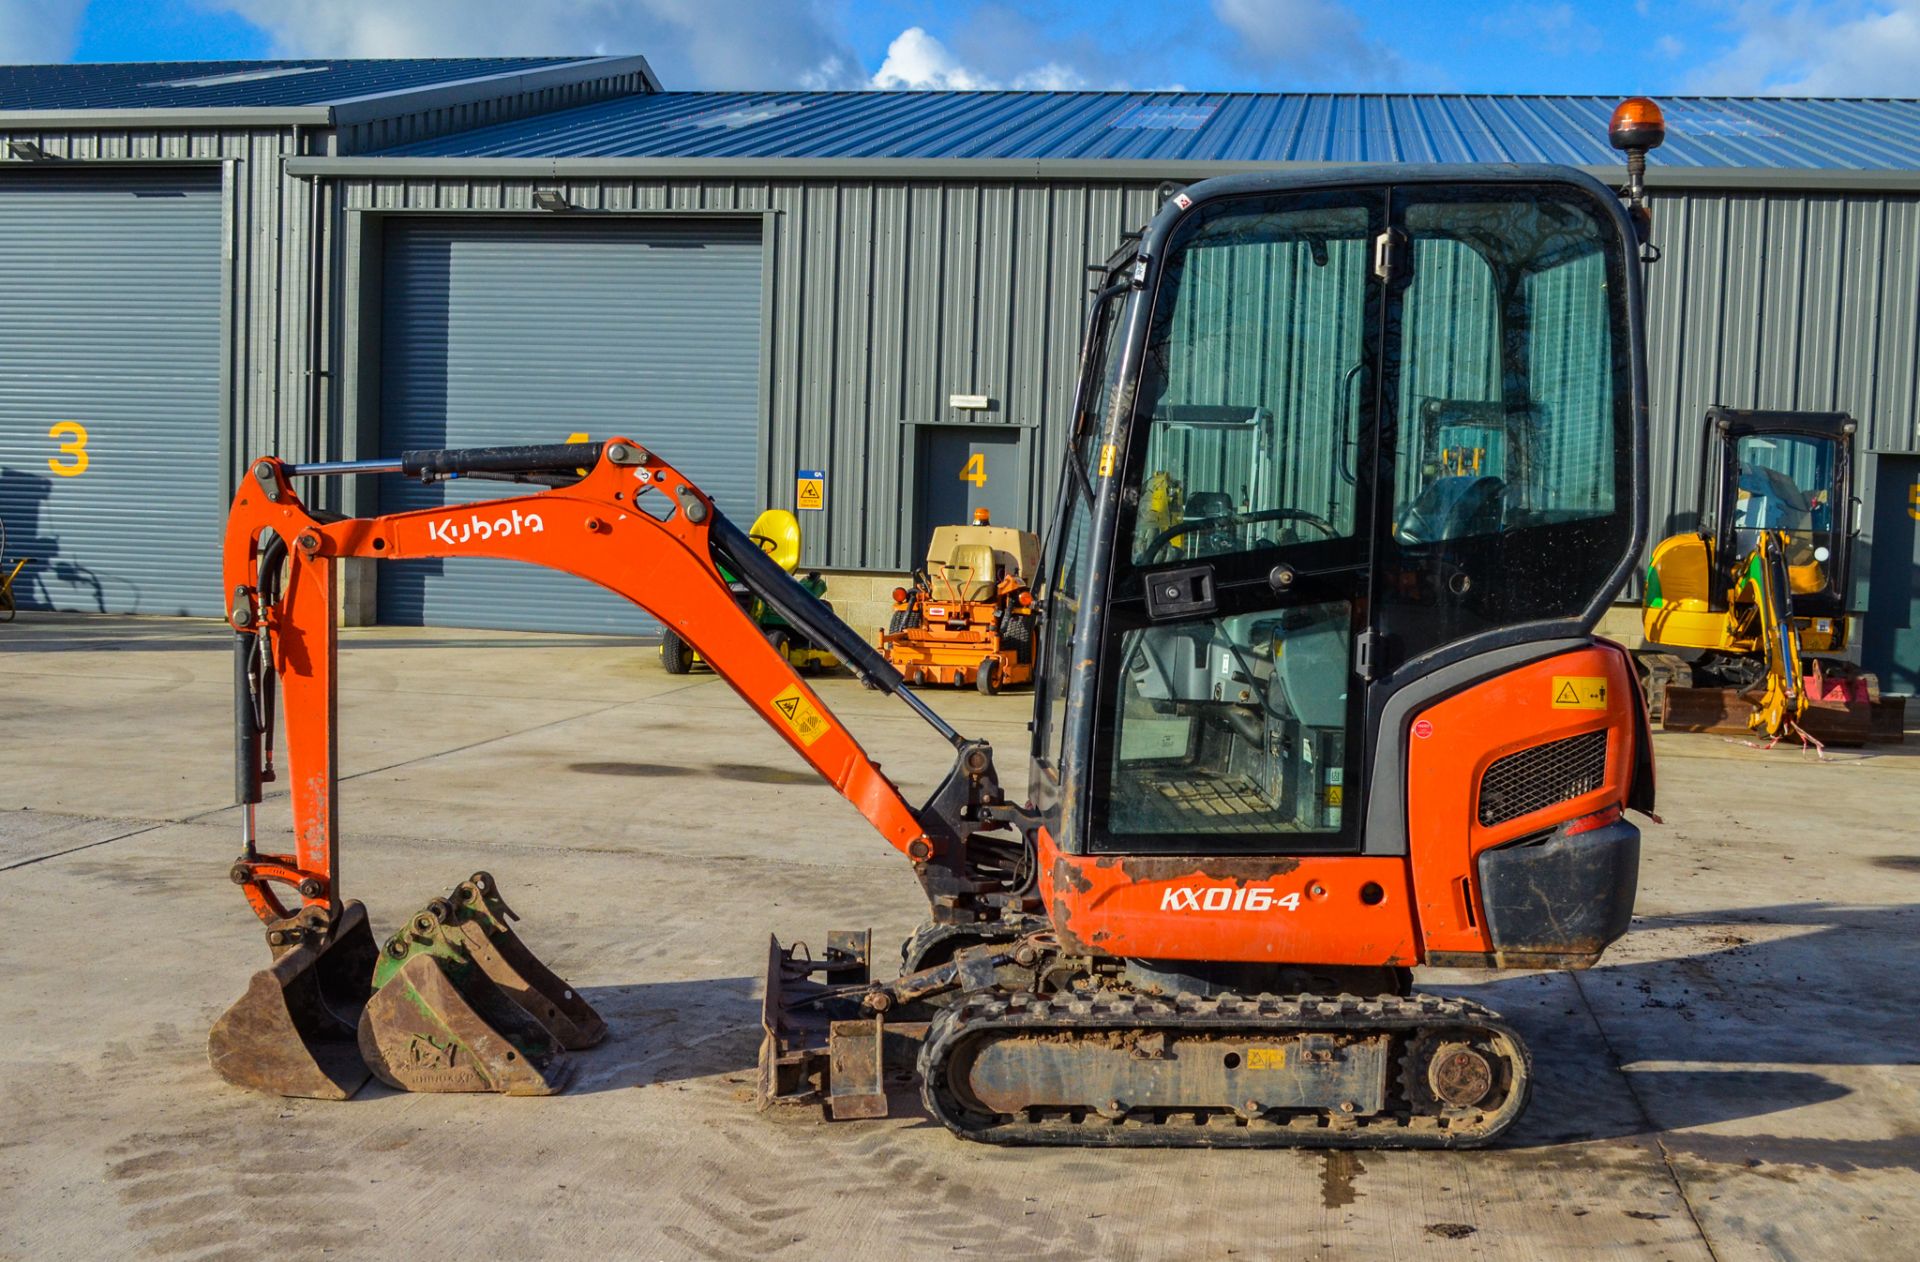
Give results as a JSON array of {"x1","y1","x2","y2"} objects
[{"x1": 1087, "y1": 188, "x2": 1386, "y2": 856}]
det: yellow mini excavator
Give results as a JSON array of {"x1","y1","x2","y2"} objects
[{"x1": 1640, "y1": 407, "x2": 1875, "y2": 743}]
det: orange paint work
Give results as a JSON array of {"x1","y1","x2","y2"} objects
[
  {"x1": 222, "y1": 441, "x2": 930, "y2": 923},
  {"x1": 1036, "y1": 827, "x2": 1420, "y2": 967},
  {"x1": 1405, "y1": 642, "x2": 1639, "y2": 955}
]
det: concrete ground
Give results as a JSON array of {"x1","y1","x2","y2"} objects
[{"x1": 1, "y1": 613, "x2": 1916, "y2": 1261}]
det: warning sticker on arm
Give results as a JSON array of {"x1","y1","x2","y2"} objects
[
  {"x1": 1550, "y1": 676, "x2": 1611, "y2": 709},
  {"x1": 770, "y1": 684, "x2": 832, "y2": 746}
]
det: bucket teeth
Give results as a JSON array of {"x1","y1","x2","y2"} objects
[
  {"x1": 356, "y1": 872, "x2": 599, "y2": 1095},
  {"x1": 208, "y1": 900, "x2": 377, "y2": 1100}
]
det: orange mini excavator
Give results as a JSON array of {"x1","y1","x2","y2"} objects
[{"x1": 210, "y1": 103, "x2": 1666, "y2": 1147}]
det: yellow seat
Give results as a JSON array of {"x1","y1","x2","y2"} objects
[
  {"x1": 747, "y1": 508, "x2": 803, "y2": 574},
  {"x1": 941, "y1": 542, "x2": 999, "y2": 602}
]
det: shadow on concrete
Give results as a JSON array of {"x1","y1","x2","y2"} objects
[{"x1": 568, "y1": 760, "x2": 820, "y2": 786}]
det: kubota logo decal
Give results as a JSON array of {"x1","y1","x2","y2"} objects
[
  {"x1": 426, "y1": 508, "x2": 545, "y2": 546},
  {"x1": 1161, "y1": 886, "x2": 1302, "y2": 912}
]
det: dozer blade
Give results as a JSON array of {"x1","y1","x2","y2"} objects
[
  {"x1": 756, "y1": 930, "x2": 929, "y2": 1120},
  {"x1": 356, "y1": 873, "x2": 596, "y2": 1095},
  {"x1": 208, "y1": 900, "x2": 377, "y2": 1100}
]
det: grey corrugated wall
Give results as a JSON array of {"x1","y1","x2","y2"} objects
[
  {"x1": 312, "y1": 175, "x2": 1920, "y2": 588},
  {"x1": 0, "y1": 71, "x2": 657, "y2": 519},
  {"x1": 1643, "y1": 190, "x2": 1920, "y2": 539},
  {"x1": 0, "y1": 126, "x2": 325, "y2": 496}
]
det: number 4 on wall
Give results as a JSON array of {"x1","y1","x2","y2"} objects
[{"x1": 959, "y1": 452, "x2": 987, "y2": 488}]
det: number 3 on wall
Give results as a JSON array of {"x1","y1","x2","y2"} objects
[
  {"x1": 48, "y1": 421, "x2": 89, "y2": 477},
  {"x1": 959, "y1": 452, "x2": 987, "y2": 488}
]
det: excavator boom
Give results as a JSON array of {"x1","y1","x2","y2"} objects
[{"x1": 213, "y1": 438, "x2": 1026, "y2": 1099}]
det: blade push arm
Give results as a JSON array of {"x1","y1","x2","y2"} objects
[{"x1": 223, "y1": 439, "x2": 959, "y2": 923}]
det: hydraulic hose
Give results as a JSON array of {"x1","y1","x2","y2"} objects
[{"x1": 708, "y1": 511, "x2": 963, "y2": 747}]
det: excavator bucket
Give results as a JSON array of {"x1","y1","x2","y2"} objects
[
  {"x1": 357, "y1": 872, "x2": 602, "y2": 1095},
  {"x1": 208, "y1": 900, "x2": 378, "y2": 1100},
  {"x1": 444, "y1": 871, "x2": 607, "y2": 1049}
]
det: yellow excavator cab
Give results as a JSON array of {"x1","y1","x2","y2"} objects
[{"x1": 747, "y1": 508, "x2": 804, "y2": 574}]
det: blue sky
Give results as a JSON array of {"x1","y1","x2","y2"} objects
[{"x1": 6, "y1": 1, "x2": 1920, "y2": 96}]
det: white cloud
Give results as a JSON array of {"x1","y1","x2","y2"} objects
[
  {"x1": 1688, "y1": 1, "x2": 1920, "y2": 95},
  {"x1": 870, "y1": 27, "x2": 993, "y2": 90},
  {"x1": 868, "y1": 26, "x2": 1088, "y2": 91},
  {"x1": 0, "y1": 0, "x2": 88, "y2": 63},
  {"x1": 1209, "y1": 0, "x2": 1400, "y2": 85},
  {"x1": 202, "y1": 0, "x2": 867, "y2": 90}
]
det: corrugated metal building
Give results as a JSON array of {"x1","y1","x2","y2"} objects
[
  {"x1": 6, "y1": 73, "x2": 1920, "y2": 647},
  {"x1": 0, "y1": 56, "x2": 658, "y2": 615}
]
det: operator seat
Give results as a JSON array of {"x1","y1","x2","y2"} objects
[
  {"x1": 746, "y1": 508, "x2": 804, "y2": 574},
  {"x1": 1394, "y1": 475, "x2": 1505, "y2": 545},
  {"x1": 942, "y1": 542, "x2": 1000, "y2": 602},
  {"x1": 1182, "y1": 490, "x2": 1238, "y2": 556}
]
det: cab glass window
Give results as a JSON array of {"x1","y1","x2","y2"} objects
[
  {"x1": 1381, "y1": 189, "x2": 1632, "y2": 664},
  {"x1": 1732, "y1": 432, "x2": 1836, "y2": 568},
  {"x1": 1130, "y1": 200, "x2": 1373, "y2": 569}
]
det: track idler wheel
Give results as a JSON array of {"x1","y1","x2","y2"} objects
[
  {"x1": 357, "y1": 873, "x2": 602, "y2": 1095},
  {"x1": 208, "y1": 900, "x2": 378, "y2": 1100}
]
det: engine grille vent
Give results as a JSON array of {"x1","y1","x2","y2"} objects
[{"x1": 1477, "y1": 730, "x2": 1607, "y2": 827}]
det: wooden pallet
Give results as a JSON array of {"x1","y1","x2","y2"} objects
[{"x1": 1661, "y1": 685, "x2": 1874, "y2": 746}]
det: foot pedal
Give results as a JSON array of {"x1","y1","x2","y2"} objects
[
  {"x1": 208, "y1": 900, "x2": 377, "y2": 1100},
  {"x1": 357, "y1": 873, "x2": 598, "y2": 1095}
]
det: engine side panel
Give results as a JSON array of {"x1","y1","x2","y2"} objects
[{"x1": 1405, "y1": 643, "x2": 1641, "y2": 959}]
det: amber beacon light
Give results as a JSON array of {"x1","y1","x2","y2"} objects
[{"x1": 1609, "y1": 97, "x2": 1666, "y2": 212}]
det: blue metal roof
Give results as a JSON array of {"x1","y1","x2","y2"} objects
[
  {"x1": 0, "y1": 58, "x2": 591, "y2": 111},
  {"x1": 374, "y1": 90, "x2": 1920, "y2": 171}
]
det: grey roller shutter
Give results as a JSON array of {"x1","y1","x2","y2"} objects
[
  {"x1": 377, "y1": 217, "x2": 764, "y2": 633},
  {"x1": 0, "y1": 170, "x2": 224, "y2": 616}
]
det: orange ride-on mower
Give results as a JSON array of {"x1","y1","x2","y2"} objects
[{"x1": 882, "y1": 509, "x2": 1038, "y2": 694}]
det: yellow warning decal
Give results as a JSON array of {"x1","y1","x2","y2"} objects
[
  {"x1": 1325, "y1": 785, "x2": 1344, "y2": 807},
  {"x1": 1247, "y1": 1048, "x2": 1287, "y2": 1070},
  {"x1": 1098, "y1": 443, "x2": 1117, "y2": 477},
  {"x1": 1551, "y1": 675, "x2": 1611, "y2": 710},
  {"x1": 770, "y1": 684, "x2": 831, "y2": 747}
]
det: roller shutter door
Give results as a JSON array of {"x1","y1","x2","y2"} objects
[
  {"x1": 0, "y1": 170, "x2": 224, "y2": 616},
  {"x1": 377, "y1": 218, "x2": 763, "y2": 632}
]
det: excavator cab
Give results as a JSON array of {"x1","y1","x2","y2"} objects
[{"x1": 1034, "y1": 168, "x2": 1649, "y2": 864}]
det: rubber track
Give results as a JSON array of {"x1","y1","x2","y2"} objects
[{"x1": 918, "y1": 988, "x2": 1533, "y2": 1149}]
